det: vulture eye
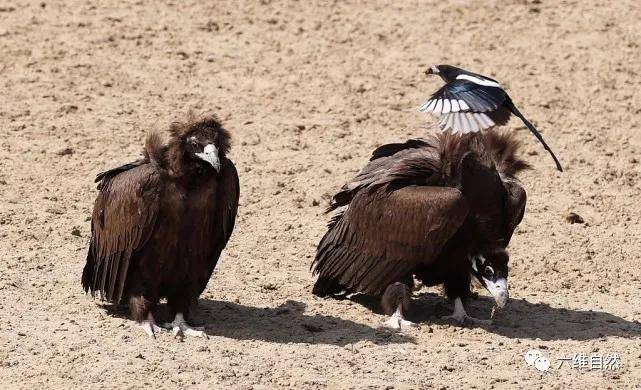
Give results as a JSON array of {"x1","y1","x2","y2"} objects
[
  {"x1": 189, "y1": 137, "x2": 198, "y2": 145},
  {"x1": 484, "y1": 266, "x2": 494, "y2": 278}
]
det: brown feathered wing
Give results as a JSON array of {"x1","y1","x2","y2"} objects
[
  {"x1": 313, "y1": 185, "x2": 469, "y2": 296},
  {"x1": 218, "y1": 158, "x2": 240, "y2": 246},
  {"x1": 195, "y1": 158, "x2": 240, "y2": 295},
  {"x1": 329, "y1": 139, "x2": 441, "y2": 212},
  {"x1": 503, "y1": 179, "x2": 527, "y2": 244},
  {"x1": 82, "y1": 163, "x2": 161, "y2": 303}
]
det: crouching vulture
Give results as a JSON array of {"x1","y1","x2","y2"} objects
[
  {"x1": 312, "y1": 130, "x2": 529, "y2": 328},
  {"x1": 82, "y1": 115, "x2": 239, "y2": 338}
]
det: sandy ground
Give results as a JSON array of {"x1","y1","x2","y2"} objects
[{"x1": 1, "y1": 0, "x2": 641, "y2": 388}]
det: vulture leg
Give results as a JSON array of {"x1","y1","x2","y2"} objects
[
  {"x1": 139, "y1": 312, "x2": 163, "y2": 338},
  {"x1": 442, "y1": 273, "x2": 491, "y2": 325},
  {"x1": 162, "y1": 313, "x2": 208, "y2": 339},
  {"x1": 441, "y1": 297, "x2": 492, "y2": 326},
  {"x1": 381, "y1": 282, "x2": 417, "y2": 330},
  {"x1": 385, "y1": 306, "x2": 418, "y2": 330},
  {"x1": 130, "y1": 296, "x2": 162, "y2": 338}
]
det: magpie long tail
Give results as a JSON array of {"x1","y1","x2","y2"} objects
[{"x1": 506, "y1": 100, "x2": 563, "y2": 172}]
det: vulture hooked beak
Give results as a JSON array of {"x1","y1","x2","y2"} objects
[
  {"x1": 483, "y1": 277, "x2": 509, "y2": 309},
  {"x1": 195, "y1": 144, "x2": 221, "y2": 172},
  {"x1": 424, "y1": 65, "x2": 439, "y2": 76},
  {"x1": 471, "y1": 255, "x2": 509, "y2": 309}
]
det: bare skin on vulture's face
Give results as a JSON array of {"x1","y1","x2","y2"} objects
[
  {"x1": 471, "y1": 249, "x2": 510, "y2": 309},
  {"x1": 186, "y1": 134, "x2": 222, "y2": 173}
]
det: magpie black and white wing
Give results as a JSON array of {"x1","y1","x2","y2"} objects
[{"x1": 419, "y1": 79, "x2": 511, "y2": 134}]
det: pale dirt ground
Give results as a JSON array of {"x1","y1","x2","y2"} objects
[{"x1": 1, "y1": 0, "x2": 641, "y2": 388}]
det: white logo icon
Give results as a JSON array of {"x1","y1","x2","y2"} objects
[
  {"x1": 525, "y1": 349, "x2": 549, "y2": 372},
  {"x1": 534, "y1": 356, "x2": 550, "y2": 371}
]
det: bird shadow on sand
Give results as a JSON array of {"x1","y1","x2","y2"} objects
[
  {"x1": 350, "y1": 291, "x2": 641, "y2": 341},
  {"x1": 194, "y1": 299, "x2": 414, "y2": 346},
  {"x1": 105, "y1": 299, "x2": 415, "y2": 346}
]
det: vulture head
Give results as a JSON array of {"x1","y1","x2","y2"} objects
[
  {"x1": 166, "y1": 115, "x2": 231, "y2": 174},
  {"x1": 470, "y1": 248, "x2": 510, "y2": 308}
]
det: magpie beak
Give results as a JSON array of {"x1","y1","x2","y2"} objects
[{"x1": 424, "y1": 65, "x2": 439, "y2": 75}]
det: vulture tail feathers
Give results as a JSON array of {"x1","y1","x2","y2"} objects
[
  {"x1": 505, "y1": 100, "x2": 563, "y2": 172},
  {"x1": 81, "y1": 243, "x2": 95, "y2": 295}
]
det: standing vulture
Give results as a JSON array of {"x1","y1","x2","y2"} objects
[
  {"x1": 82, "y1": 115, "x2": 239, "y2": 338},
  {"x1": 312, "y1": 131, "x2": 528, "y2": 328},
  {"x1": 420, "y1": 64, "x2": 563, "y2": 172}
]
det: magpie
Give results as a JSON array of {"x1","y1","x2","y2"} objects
[{"x1": 419, "y1": 64, "x2": 563, "y2": 172}]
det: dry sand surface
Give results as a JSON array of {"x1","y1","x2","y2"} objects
[{"x1": 1, "y1": 0, "x2": 641, "y2": 388}]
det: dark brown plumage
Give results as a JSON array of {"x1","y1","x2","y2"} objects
[
  {"x1": 82, "y1": 114, "x2": 239, "y2": 337},
  {"x1": 312, "y1": 130, "x2": 528, "y2": 327}
]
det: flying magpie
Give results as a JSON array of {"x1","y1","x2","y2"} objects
[{"x1": 419, "y1": 64, "x2": 563, "y2": 172}]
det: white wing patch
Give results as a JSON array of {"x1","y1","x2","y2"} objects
[
  {"x1": 434, "y1": 99, "x2": 443, "y2": 113},
  {"x1": 420, "y1": 98, "x2": 470, "y2": 114},
  {"x1": 419, "y1": 99, "x2": 431, "y2": 111},
  {"x1": 436, "y1": 112, "x2": 496, "y2": 134},
  {"x1": 420, "y1": 73, "x2": 501, "y2": 123},
  {"x1": 420, "y1": 94, "x2": 497, "y2": 135},
  {"x1": 456, "y1": 74, "x2": 501, "y2": 88},
  {"x1": 442, "y1": 99, "x2": 451, "y2": 114}
]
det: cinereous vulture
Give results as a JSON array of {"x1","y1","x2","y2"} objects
[
  {"x1": 82, "y1": 115, "x2": 239, "y2": 338},
  {"x1": 312, "y1": 131, "x2": 529, "y2": 328},
  {"x1": 420, "y1": 64, "x2": 562, "y2": 171}
]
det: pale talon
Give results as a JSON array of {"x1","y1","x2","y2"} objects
[
  {"x1": 385, "y1": 317, "x2": 401, "y2": 329},
  {"x1": 162, "y1": 313, "x2": 208, "y2": 339},
  {"x1": 442, "y1": 314, "x2": 492, "y2": 325},
  {"x1": 468, "y1": 316, "x2": 492, "y2": 325},
  {"x1": 441, "y1": 313, "x2": 467, "y2": 325},
  {"x1": 384, "y1": 305, "x2": 417, "y2": 330},
  {"x1": 139, "y1": 312, "x2": 163, "y2": 338},
  {"x1": 184, "y1": 328, "x2": 207, "y2": 338},
  {"x1": 442, "y1": 298, "x2": 492, "y2": 325},
  {"x1": 399, "y1": 319, "x2": 418, "y2": 329},
  {"x1": 139, "y1": 320, "x2": 163, "y2": 338}
]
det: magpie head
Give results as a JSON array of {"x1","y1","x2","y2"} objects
[
  {"x1": 425, "y1": 64, "x2": 461, "y2": 82},
  {"x1": 424, "y1": 65, "x2": 441, "y2": 76}
]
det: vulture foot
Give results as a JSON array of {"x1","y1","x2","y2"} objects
[
  {"x1": 162, "y1": 313, "x2": 208, "y2": 339},
  {"x1": 384, "y1": 305, "x2": 418, "y2": 330},
  {"x1": 442, "y1": 298, "x2": 492, "y2": 326},
  {"x1": 139, "y1": 313, "x2": 163, "y2": 338}
]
